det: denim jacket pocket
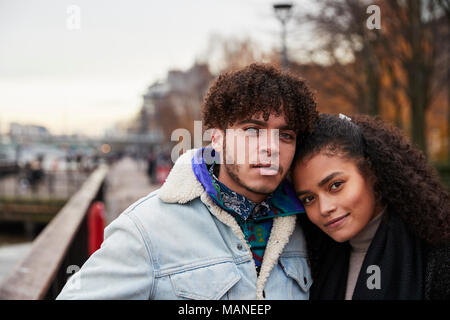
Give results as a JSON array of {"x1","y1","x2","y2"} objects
[
  {"x1": 170, "y1": 262, "x2": 241, "y2": 300},
  {"x1": 279, "y1": 256, "x2": 313, "y2": 293}
]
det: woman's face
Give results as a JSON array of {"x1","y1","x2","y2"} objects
[{"x1": 292, "y1": 151, "x2": 380, "y2": 242}]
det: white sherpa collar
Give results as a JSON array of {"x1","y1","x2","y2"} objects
[
  {"x1": 159, "y1": 149, "x2": 204, "y2": 204},
  {"x1": 158, "y1": 148, "x2": 297, "y2": 300}
]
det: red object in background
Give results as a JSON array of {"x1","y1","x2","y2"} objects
[
  {"x1": 88, "y1": 201, "x2": 105, "y2": 255},
  {"x1": 156, "y1": 165, "x2": 171, "y2": 185}
]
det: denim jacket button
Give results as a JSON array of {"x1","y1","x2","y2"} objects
[{"x1": 236, "y1": 243, "x2": 243, "y2": 251}]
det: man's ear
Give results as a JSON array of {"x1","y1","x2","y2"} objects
[{"x1": 211, "y1": 128, "x2": 224, "y2": 153}]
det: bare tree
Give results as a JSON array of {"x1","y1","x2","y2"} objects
[
  {"x1": 200, "y1": 34, "x2": 275, "y2": 73},
  {"x1": 295, "y1": 0, "x2": 384, "y2": 116},
  {"x1": 382, "y1": 0, "x2": 447, "y2": 154},
  {"x1": 296, "y1": 0, "x2": 448, "y2": 155}
]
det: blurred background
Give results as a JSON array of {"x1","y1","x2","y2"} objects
[{"x1": 0, "y1": 0, "x2": 448, "y2": 299}]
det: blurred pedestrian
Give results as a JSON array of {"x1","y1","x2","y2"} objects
[{"x1": 146, "y1": 150, "x2": 156, "y2": 184}]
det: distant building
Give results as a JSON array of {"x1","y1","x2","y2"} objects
[
  {"x1": 138, "y1": 63, "x2": 214, "y2": 140},
  {"x1": 9, "y1": 122, "x2": 51, "y2": 142}
]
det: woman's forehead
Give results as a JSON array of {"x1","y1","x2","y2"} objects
[{"x1": 294, "y1": 152, "x2": 357, "y2": 181}]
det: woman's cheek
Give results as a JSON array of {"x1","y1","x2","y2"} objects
[{"x1": 306, "y1": 207, "x2": 321, "y2": 228}]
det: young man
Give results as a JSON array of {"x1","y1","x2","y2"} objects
[{"x1": 57, "y1": 63, "x2": 317, "y2": 300}]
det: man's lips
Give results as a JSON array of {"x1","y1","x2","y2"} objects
[
  {"x1": 324, "y1": 213, "x2": 350, "y2": 227},
  {"x1": 251, "y1": 164, "x2": 279, "y2": 176},
  {"x1": 251, "y1": 163, "x2": 272, "y2": 168}
]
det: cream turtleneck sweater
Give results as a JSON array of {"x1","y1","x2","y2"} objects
[{"x1": 345, "y1": 211, "x2": 384, "y2": 300}]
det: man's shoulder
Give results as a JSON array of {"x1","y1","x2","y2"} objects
[
  {"x1": 122, "y1": 189, "x2": 194, "y2": 217},
  {"x1": 117, "y1": 189, "x2": 209, "y2": 230},
  {"x1": 121, "y1": 189, "x2": 162, "y2": 216}
]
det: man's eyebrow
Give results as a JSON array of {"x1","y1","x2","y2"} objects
[
  {"x1": 237, "y1": 119, "x2": 267, "y2": 126},
  {"x1": 237, "y1": 119, "x2": 295, "y2": 130},
  {"x1": 296, "y1": 172, "x2": 344, "y2": 197}
]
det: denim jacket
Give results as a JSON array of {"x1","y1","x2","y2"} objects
[{"x1": 57, "y1": 149, "x2": 312, "y2": 300}]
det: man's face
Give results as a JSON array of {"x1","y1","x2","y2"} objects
[{"x1": 211, "y1": 112, "x2": 297, "y2": 203}]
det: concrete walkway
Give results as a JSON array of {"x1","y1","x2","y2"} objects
[
  {"x1": 104, "y1": 157, "x2": 159, "y2": 225},
  {"x1": 0, "y1": 242, "x2": 32, "y2": 285}
]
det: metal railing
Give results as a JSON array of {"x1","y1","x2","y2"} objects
[{"x1": 0, "y1": 164, "x2": 108, "y2": 299}]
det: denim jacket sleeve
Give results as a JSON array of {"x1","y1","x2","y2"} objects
[{"x1": 56, "y1": 211, "x2": 155, "y2": 300}]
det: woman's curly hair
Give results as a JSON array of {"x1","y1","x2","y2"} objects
[
  {"x1": 295, "y1": 113, "x2": 450, "y2": 247},
  {"x1": 202, "y1": 63, "x2": 318, "y2": 134}
]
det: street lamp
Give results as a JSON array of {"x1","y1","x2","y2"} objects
[{"x1": 273, "y1": 3, "x2": 293, "y2": 70}]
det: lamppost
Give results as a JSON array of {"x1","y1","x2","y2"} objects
[{"x1": 273, "y1": 3, "x2": 293, "y2": 70}]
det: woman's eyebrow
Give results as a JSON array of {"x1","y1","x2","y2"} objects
[
  {"x1": 318, "y1": 172, "x2": 343, "y2": 187},
  {"x1": 296, "y1": 190, "x2": 310, "y2": 197},
  {"x1": 296, "y1": 172, "x2": 344, "y2": 196}
]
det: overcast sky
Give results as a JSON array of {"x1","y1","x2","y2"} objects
[{"x1": 0, "y1": 0, "x2": 313, "y2": 136}]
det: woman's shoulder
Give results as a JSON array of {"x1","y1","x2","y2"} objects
[{"x1": 424, "y1": 241, "x2": 450, "y2": 266}]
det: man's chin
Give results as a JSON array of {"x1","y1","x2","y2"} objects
[{"x1": 244, "y1": 182, "x2": 279, "y2": 196}]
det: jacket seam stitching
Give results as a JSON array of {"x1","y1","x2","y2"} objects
[
  {"x1": 157, "y1": 258, "x2": 235, "y2": 277},
  {"x1": 125, "y1": 211, "x2": 158, "y2": 299},
  {"x1": 122, "y1": 192, "x2": 158, "y2": 215}
]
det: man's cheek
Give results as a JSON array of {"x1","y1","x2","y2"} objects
[
  {"x1": 231, "y1": 133, "x2": 251, "y2": 165},
  {"x1": 282, "y1": 148, "x2": 296, "y2": 167},
  {"x1": 247, "y1": 136, "x2": 259, "y2": 165}
]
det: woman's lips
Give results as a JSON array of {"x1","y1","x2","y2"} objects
[{"x1": 324, "y1": 213, "x2": 350, "y2": 228}]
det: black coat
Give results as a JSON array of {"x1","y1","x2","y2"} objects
[
  {"x1": 423, "y1": 241, "x2": 450, "y2": 300},
  {"x1": 300, "y1": 213, "x2": 450, "y2": 300}
]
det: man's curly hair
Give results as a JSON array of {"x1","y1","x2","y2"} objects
[{"x1": 202, "y1": 63, "x2": 317, "y2": 134}]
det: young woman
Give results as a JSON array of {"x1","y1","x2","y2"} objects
[{"x1": 292, "y1": 113, "x2": 450, "y2": 300}]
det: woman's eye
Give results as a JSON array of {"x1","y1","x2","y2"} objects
[
  {"x1": 300, "y1": 195, "x2": 315, "y2": 205},
  {"x1": 330, "y1": 181, "x2": 343, "y2": 191}
]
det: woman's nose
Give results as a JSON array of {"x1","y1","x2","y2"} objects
[{"x1": 318, "y1": 196, "x2": 337, "y2": 217}]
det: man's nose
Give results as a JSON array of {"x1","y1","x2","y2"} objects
[{"x1": 259, "y1": 129, "x2": 280, "y2": 157}]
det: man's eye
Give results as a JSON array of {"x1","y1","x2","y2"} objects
[
  {"x1": 280, "y1": 133, "x2": 294, "y2": 140},
  {"x1": 245, "y1": 127, "x2": 259, "y2": 135}
]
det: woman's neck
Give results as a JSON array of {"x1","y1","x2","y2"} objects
[{"x1": 349, "y1": 209, "x2": 385, "y2": 252}]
